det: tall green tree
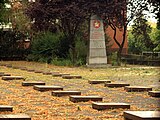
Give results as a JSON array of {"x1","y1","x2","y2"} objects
[
  {"x1": 149, "y1": 0, "x2": 160, "y2": 29},
  {"x1": 103, "y1": 0, "x2": 159, "y2": 65},
  {"x1": 0, "y1": 0, "x2": 9, "y2": 24},
  {"x1": 128, "y1": 16, "x2": 154, "y2": 54},
  {"x1": 150, "y1": 28, "x2": 160, "y2": 51}
]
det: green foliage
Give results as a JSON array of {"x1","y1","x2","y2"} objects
[
  {"x1": 0, "y1": 0, "x2": 10, "y2": 23},
  {"x1": 128, "y1": 31, "x2": 147, "y2": 54},
  {"x1": 128, "y1": 16, "x2": 156, "y2": 54},
  {"x1": 68, "y1": 34, "x2": 87, "y2": 66},
  {"x1": 0, "y1": 30, "x2": 28, "y2": 59},
  {"x1": 150, "y1": 28, "x2": 160, "y2": 51},
  {"x1": 108, "y1": 52, "x2": 118, "y2": 66},
  {"x1": 27, "y1": 31, "x2": 87, "y2": 66},
  {"x1": 27, "y1": 31, "x2": 65, "y2": 63},
  {"x1": 51, "y1": 58, "x2": 72, "y2": 66}
]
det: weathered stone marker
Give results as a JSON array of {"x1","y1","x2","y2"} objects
[
  {"x1": 69, "y1": 95, "x2": 103, "y2": 103},
  {"x1": 34, "y1": 70, "x2": 43, "y2": 73},
  {"x1": 0, "y1": 114, "x2": 31, "y2": 120},
  {"x1": 2, "y1": 76, "x2": 24, "y2": 80},
  {"x1": 52, "y1": 73, "x2": 70, "y2": 77},
  {"x1": 0, "y1": 73, "x2": 11, "y2": 77},
  {"x1": 105, "y1": 83, "x2": 130, "y2": 88},
  {"x1": 62, "y1": 75, "x2": 82, "y2": 79},
  {"x1": 33, "y1": 85, "x2": 63, "y2": 92},
  {"x1": 88, "y1": 80, "x2": 111, "y2": 84},
  {"x1": 148, "y1": 91, "x2": 160, "y2": 97},
  {"x1": 52, "y1": 72, "x2": 61, "y2": 77},
  {"x1": 124, "y1": 86, "x2": 152, "y2": 92},
  {"x1": 52, "y1": 91, "x2": 81, "y2": 97},
  {"x1": 124, "y1": 111, "x2": 160, "y2": 120},
  {"x1": 87, "y1": 15, "x2": 108, "y2": 67},
  {"x1": 42, "y1": 71, "x2": 53, "y2": 75},
  {"x1": 0, "y1": 105, "x2": 13, "y2": 112},
  {"x1": 19, "y1": 67, "x2": 27, "y2": 70},
  {"x1": 92, "y1": 102, "x2": 130, "y2": 110},
  {"x1": 22, "y1": 81, "x2": 45, "y2": 86},
  {"x1": 26, "y1": 69, "x2": 35, "y2": 72}
]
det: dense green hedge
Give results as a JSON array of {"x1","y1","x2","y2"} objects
[{"x1": 27, "y1": 31, "x2": 87, "y2": 66}]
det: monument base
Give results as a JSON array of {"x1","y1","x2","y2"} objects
[
  {"x1": 87, "y1": 57, "x2": 110, "y2": 68},
  {"x1": 87, "y1": 64, "x2": 111, "y2": 68}
]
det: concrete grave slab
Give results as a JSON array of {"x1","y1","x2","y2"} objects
[
  {"x1": 26, "y1": 69, "x2": 35, "y2": 72},
  {"x1": 105, "y1": 83, "x2": 130, "y2": 87},
  {"x1": 124, "y1": 111, "x2": 160, "y2": 120},
  {"x1": 34, "y1": 70, "x2": 43, "y2": 73},
  {"x1": 0, "y1": 73, "x2": 11, "y2": 77},
  {"x1": 33, "y1": 85, "x2": 63, "y2": 92},
  {"x1": 2, "y1": 76, "x2": 24, "y2": 80},
  {"x1": 88, "y1": 80, "x2": 111, "y2": 84},
  {"x1": 19, "y1": 67, "x2": 27, "y2": 70},
  {"x1": 0, "y1": 114, "x2": 31, "y2": 120},
  {"x1": 62, "y1": 75, "x2": 82, "y2": 79},
  {"x1": 22, "y1": 81, "x2": 45, "y2": 86},
  {"x1": 52, "y1": 73, "x2": 69, "y2": 77},
  {"x1": 0, "y1": 105, "x2": 13, "y2": 112},
  {"x1": 52, "y1": 91, "x2": 81, "y2": 97},
  {"x1": 52, "y1": 72, "x2": 61, "y2": 77},
  {"x1": 69, "y1": 95, "x2": 103, "y2": 103},
  {"x1": 42, "y1": 72, "x2": 53, "y2": 75},
  {"x1": 124, "y1": 86, "x2": 152, "y2": 92},
  {"x1": 148, "y1": 91, "x2": 160, "y2": 97},
  {"x1": 92, "y1": 102, "x2": 130, "y2": 110}
]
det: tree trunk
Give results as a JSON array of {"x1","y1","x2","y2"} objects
[
  {"x1": 69, "y1": 35, "x2": 76, "y2": 65},
  {"x1": 72, "y1": 45, "x2": 76, "y2": 65},
  {"x1": 117, "y1": 47, "x2": 123, "y2": 66}
]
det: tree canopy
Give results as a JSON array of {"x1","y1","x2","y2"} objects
[
  {"x1": 24, "y1": 0, "x2": 160, "y2": 65},
  {"x1": 0, "y1": 0, "x2": 10, "y2": 24}
]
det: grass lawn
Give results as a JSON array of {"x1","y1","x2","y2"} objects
[{"x1": 0, "y1": 61, "x2": 160, "y2": 120}]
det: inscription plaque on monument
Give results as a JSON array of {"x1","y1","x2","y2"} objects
[{"x1": 87, "y1": 15, "x2": 107, "y2": 67}]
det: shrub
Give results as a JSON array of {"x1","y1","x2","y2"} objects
[
  {"x1": 68, "y1": 34, "x2": 87, "y2": 66},
  {"x1": 27, "y1": 31, "x2": 67, "y2": 63},
  {"x1": 110, "y1": 52, "x2": 118, "y2": 66},
  {"x1": 0, "y1": 30, "x2": 28, "y2": 60},
  {"x1": 27, "y1": 31, "x2": 87, "y2": 66},
  {"x1": 51, "y1": 58, "x2": 72, "y2": 66}
]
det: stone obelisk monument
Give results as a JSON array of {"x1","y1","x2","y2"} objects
[{"x1": 87, "y1": 15, "x2": 108, "y2": 67}]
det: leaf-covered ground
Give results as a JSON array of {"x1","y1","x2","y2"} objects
[{"x1": 0, "y1": 61, "x2": 160, "y2": 120}]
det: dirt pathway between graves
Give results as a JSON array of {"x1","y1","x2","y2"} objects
[{"x1": 0, "y1": 61, "x2": 160, "y2": 120}]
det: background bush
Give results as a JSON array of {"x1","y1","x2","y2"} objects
[
  {"x1": 0, "y1": 30, "x2": 28, "y2": 60},
  {"x1": 27, "y1": 31, "x2": 64, "y2": 63},
  {"x1": 68, "y1": 34, "x2": 87, "y2": 66},
  {"x1": 27, "y1": 31, "x2": 87, "y2": 66}
]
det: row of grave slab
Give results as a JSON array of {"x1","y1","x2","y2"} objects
[
  {"x1": 0, "y1": 64, "x2": 160, "y2": 119},
  {"x1": 0, "y1": 63, "x2": 82, "y2": 79},
  {"x1": 1, "y1": 73, "x2": 160, "y2": 97}
]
